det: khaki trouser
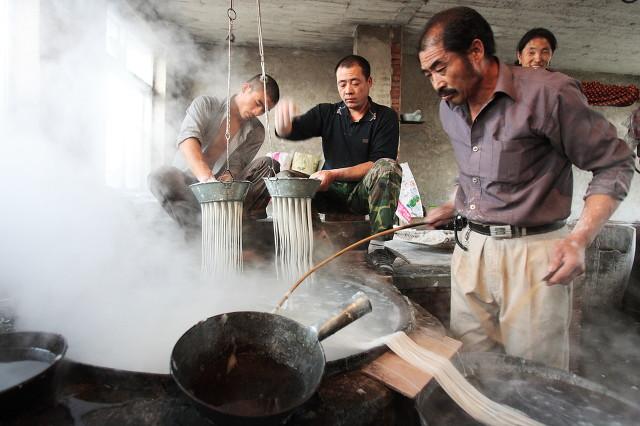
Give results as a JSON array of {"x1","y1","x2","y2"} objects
[{"x1": 450, "y1": 226, "x2": 572, "y2": 370}]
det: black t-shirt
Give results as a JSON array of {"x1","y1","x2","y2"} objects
[{"x1": 285, "y1": 99, "x2": 399, "y2": 170}]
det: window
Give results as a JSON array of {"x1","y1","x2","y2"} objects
[
  {"x1": 104, "y1": 7, "x2": 158, "y2": 191},
  {"x1": 0, "y1": 0, "x2": 8, "y2": 115}
]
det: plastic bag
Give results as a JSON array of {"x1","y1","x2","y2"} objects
[{"x1": 395, "y1": 162, "x2": 424, "y2": 225}]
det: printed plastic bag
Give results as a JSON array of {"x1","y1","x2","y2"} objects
[{"x1": 395, "y1": 162, "x2": 424, "y2": 225}]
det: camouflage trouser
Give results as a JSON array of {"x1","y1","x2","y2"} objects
[{"x1": 314, "y1": 158, "x2": 402, "y2": 239}]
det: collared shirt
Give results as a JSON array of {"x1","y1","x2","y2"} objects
[
  {"x1": 174, "y1": 95, "x2": 265, "y2": 177},
  {"x1": 439, "y1": 60, "x2": 635, "y2": 227},
  {"x1": 285, "y1": 98, "x2": 399, "y2": 170}
]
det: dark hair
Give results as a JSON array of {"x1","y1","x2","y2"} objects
[
  {"x1": 516, "y1": 27, "x2": 557, "y2": 54},
  {"x1": 247, "y1": 73, "x2": 280, "y2": 104},
  {"x1": 419, "y1": 6, "x2": 495, "y2": 57},
  {"x1": 334, "y1": 55, "x2": 371, "y2": 79}
]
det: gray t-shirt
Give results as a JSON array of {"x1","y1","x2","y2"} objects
[{"x1": 174, "y1": 95, "x2": 265, "y2": 177}]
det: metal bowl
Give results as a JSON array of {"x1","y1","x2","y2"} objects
[
  {"x1": 264, "y1": 177, "x2": 321, "y2": 199},
  {"x1": 0, "y1": 332, "x2": 68, "y2": 414},
  {"x1": 190, "y1": 181, "x2": 251, "y2": 203}
]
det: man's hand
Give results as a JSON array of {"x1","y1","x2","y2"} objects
[
  {"x1": 545, "y1": 237, "x2": 586, "y2": 285},
  {"x1": 310, "y1": 170, "x2": 335, "y2": 191},
  {"x1": 274, "y1": 98, "x2": 298, "y2": 138},
  {"x1": 423, "y1": 202, "x2": 456, "y2": 229},
  {"x1": 544, "y1": 193, "x2": 620, "y2": 285}
]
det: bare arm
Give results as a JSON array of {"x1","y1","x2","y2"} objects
[
  {"x1": 311, "y1": 162, "x2": 373, "y2": 191},
  {"x1": 423, "y1": 186, "x2": 458, "y2": 228},
  {"x1": 546, "y1": 194, "x2": 620, "y2": 285},
  {"x1": 179, "y1": 138, "x2": 214, "y2": 182},
  {"x1": 274, "y1": 98, "x2": 298, "y2": 138}
]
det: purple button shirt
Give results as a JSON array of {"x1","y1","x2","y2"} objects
[{"x1": 439, "y1": 61, "x2": 635, "y2": 227}]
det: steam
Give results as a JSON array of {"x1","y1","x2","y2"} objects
[
  {"x1": 0, "y1": 0, "x2": 258, "y2": 372},
  {"x1": 0, "y1": 1, "x2": 396, "y2": 375}
]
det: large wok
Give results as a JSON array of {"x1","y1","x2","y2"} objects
[
  {"x1": 0, "y1": 331, "x2": 67, "y2": 416},
  {"x1": 170, "y1": 293, "x2": 372, "y2": 424},
  {"x1": 417, "y1": 352, "x2": 640, "y2": 425}
]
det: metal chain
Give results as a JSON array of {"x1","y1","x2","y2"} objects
[
  {"x1": 224, "y1": 1, "x2": 236, "y2": 177},
  {"x1": 255, "y1": 0, "x2": 276, "y2": 175}
]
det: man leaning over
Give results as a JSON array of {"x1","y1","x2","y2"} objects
[{"x1": 148, "y1": 74, "x2": 280, "y2": 235}]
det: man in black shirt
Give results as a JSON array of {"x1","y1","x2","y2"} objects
[{"x1": 275, "y1": 55, "x2": 402, "y2": 275}]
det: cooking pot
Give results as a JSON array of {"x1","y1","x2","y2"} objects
[
  {"x1": 0, "y1": 331, "x2": 67, "y2": 416},
  {"x1": 170, "y1": 293, "x2": 372, "y2": 424}
]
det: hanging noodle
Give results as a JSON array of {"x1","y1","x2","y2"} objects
[
  {"x1": 201, "y1": 200, "x2": 243, "y2": 276},
  {"x1": 384, "y1": 332, "x2": 544, "y2": 426},
  {"x1": 271, "y1": 196, "x2": 314, "y2": 282}
]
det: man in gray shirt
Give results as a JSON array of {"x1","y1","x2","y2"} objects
[
  {"x1": 148, "y1": 74, "x2": 280, "y2": 233},
  {"x1": 420, "y1": 7, "x2": 634, "y2": 368}
]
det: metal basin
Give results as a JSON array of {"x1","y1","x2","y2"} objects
[
  {"x1": 264, "y1": 177, "x2": 321, "y2": 198},
  {"x1": 190, "y1": 181, "x2": 251, "y2": 203},
  {"x1": 0, "y1": 332, "x2": 68, "y2": 416},
  {"x1": 417, "y1": 352, "x2": 640, "y2": 425}
]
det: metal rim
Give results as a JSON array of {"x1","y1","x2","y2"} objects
[
  {"x1": 263, "y1": 177, "x2": 321, "y2": 198},
  {"x1": 189, "y1": 180, "x2": 251, "y2": 203}
]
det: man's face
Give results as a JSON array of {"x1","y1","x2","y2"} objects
[
  {"x1": 517, "y1": 37, "x2": 553, "y2": 69},
  {"x1": 236, "y1": 84, "x2": 275, "y2": 120},
  {"x1": 418, "y1": 40, "x2": 481, "y2": 106},
  {"x1": 336, "y1": 65, "x2": 372, "y2": 111}
]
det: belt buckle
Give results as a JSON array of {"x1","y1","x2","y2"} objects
[{"x1": 489, "y1": 225, "x2": 512, "y2": 239}]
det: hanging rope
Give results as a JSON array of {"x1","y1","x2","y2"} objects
[
  {"x1": 224, "y1": 0, "x2": 236, "y2": 180},
  {"x1": 255, "y1": 0, "x2": 276, "y2": 176}
]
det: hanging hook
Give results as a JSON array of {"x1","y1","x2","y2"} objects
[
  {"x1": 226, "y1": 4, "x2": 236, "y2": 42},
  {"x1": 255, "y1": 0, "x2": 277, "y2": 176},
  {"x1": 224, "y1": 0, "x2": 235, "y2": 177},
  {"x1": 227, "y1": 7, "x2": 237, "y2": 21}
]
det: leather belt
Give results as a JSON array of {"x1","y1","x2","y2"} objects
[{"x1": 468, "y1": 221, "x2": 565, "y2": 239}]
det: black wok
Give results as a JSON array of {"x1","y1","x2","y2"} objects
[
  {"x1": 170, "y1": 293, "x2": 372, "y2": 424},
  {"x1": 417, "y1": 352, "x2": 640, "y2": 425},
  {"x1": 0, "y1": 331, "x2": 67, "y2": 415}
]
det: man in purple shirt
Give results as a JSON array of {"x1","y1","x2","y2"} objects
[{"x1": 420, "y1": 7, "x2": 634, "y2": 369}]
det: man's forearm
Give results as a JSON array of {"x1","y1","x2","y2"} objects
[
  {"x1": 179, "y1": 138, "x2": 212, "y2": 181},
  {"x1": 328, "y1": 161, "x2": 374, "y2": 181},
  {"x1": 568, "y1": 194, "x2": 621, "y2": 247}
]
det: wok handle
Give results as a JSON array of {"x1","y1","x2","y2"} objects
[{"x1": 314, "y1": 292, "x2": 372, "y2": 342}]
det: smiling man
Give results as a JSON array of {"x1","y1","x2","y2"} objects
[
  {"x1": 275, "y1": 55, "x2": 402, "y2": 275},
  {"x1": 420, "y1": 7, "x2": 634, "y2": 369},
  {"x1": 148, "y1": 74, "x2": 280, "y2": 233}
]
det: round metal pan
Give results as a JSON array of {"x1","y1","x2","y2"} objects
[
  {"x1": 417, "y1": 352, "x2": 640, "y2": 425},
  {"x1": 170, "y1": 295, "x2": 371, "y2": 425},
  {"x1": 0, "y1": 332, "x2": 67, "y2": 416}
]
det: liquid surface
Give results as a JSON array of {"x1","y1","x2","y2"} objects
[
  {"x1": 0, "y1": 360, "x2": 51, "y2": 392},
  {"x1": 189, "y1": 350, "x2": 307, "y2": 417}
]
